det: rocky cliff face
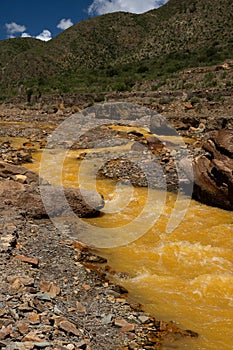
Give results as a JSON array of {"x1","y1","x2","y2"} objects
[{"x1": 193, "y1": 129, "x2": 233, "y2": 210}]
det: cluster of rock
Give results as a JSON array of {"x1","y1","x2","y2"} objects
[
  {"x1": 96, "y1": 139, "x2": 193, "y2": 194},
  {"x1": 0, "y1": 141, "x2": 32, "y2": 165},
  {"x1": 97, "y1": 153, "x2": 179, "y2": 193},
  {"x1": 0, "y1": 265, "x2": 198, "y2": 350}
]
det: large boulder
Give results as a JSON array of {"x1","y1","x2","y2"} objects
[
  {"x1": 192, "y1": 129, "x2": 233, "y2": 210},
  {"x1": 39, "y1": 185, "x2": 104, "y2": 218},
  {"x1": 0, "y1": 162, "x2": 104, "y2": 218}
]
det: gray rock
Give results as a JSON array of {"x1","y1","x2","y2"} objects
[
  {"x1": 150, "y1": 114, "x2": 178, "y2": 135},
  {"x1": 101, "y1": 314, "x2": 113, "y2": 324},
  {"x1": 34, "y1": 342, "x2": 51, "y2": 348},
  {"x1": 36, "y1": 293, "x2": 52, "y2": 301},
  {"x1": 0, "y1": 162, "x2": 104, "y2": 218}
]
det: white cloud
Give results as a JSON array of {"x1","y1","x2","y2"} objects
[
  {"x1": 5, "y1": 22, "x2": 26, "y2": 34},
  {"x1": 21, "y1": 32, "x2": 31, "y2": 38},
  {"x1": 5, "y1": 22, "x2": 52, "y2": 41},
  {"x1": 35, "y1": 29, "x2": 52, "y2": 41},
  {"x1": 20, "y1": 30, "x2": 52, "y2": 41},
  {"x1": 57, "y1": 18, "x2": 73, "y2": 30},
  {"x1": 88, "y1": 0, "x2": 168, "y2": 15}
]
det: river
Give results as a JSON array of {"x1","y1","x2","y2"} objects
[{"x1": 21, "y1": 139, "x2": 233, "y2": 350}]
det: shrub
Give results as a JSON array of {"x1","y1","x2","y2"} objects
[
  {"x1": 226, "y1": 80, "x2": 232, "y2": 87},
  {"x1": 159, "y1": 97, "x2": 173, "y2": 104},
  {"x1": 190, "y1": 96, "x2": 200, "y2": 104},
  {"x1": 137, "y1": 65, "x2": 149, "y2": 74},
  {"x1": 207, "y1": 93, "x2": 224, "y2": 102}
]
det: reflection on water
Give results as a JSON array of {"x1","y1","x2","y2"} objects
[{"x1": 25, "y1": 147, "x2": 233, "y2": 350}]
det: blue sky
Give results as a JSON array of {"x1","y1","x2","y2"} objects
[{"x1": 0, "y1": 0, "x2": 168, "y2": 41}]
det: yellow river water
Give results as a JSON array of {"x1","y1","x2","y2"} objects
[{"x1": 16, "y1": 137, "x2": 233, "y2": 350}]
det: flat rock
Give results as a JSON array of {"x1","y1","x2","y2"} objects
[
  {"x1": 15, "y1": 255, "x2": 39, "y2": 267},
  {"x1": 54, "y1": 317, "x2": 80, "y2": 336},
  {"x1": 5, "y1": 342, "x2": 35, "y2": 350}
]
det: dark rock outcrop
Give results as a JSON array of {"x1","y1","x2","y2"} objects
[
  {"x1": 0, "y1": 161, "x2": 39, "y2": 185},
  {"x1": 0, "y1": 162, "x2": 104, "y2": 218},
  {"x1": 193, "y1": 129, "x2": 233, "y2": 210}
]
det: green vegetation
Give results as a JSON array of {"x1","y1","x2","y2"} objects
[
  {"x1": 190, "y1": 97, "x2": 200, "y2": 104},
  {"x1": 0, "y1": 0, "x2": 233, "y2": 100},
  {"x1": 207, "y1": 93, "x2": 225, "y2": 102}
]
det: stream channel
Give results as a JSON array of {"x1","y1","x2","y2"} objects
[{"x1": 17, "y1": 130, "x2": 233, "y2": 350}]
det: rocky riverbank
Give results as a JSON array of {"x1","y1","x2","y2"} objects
[
  {"x1": 0, "y1": 161, "x2": 198, "y2": 349},
  {"x1": 1, "y1": 99, "x2": 232, "y2": 208},
  {"x1": 1, "y1": 98, "x2": 232, "y2": 349}
]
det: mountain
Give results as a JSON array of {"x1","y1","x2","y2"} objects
[{"x1": 0, "y1": 0, "x2": 233, "y2": 101}]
